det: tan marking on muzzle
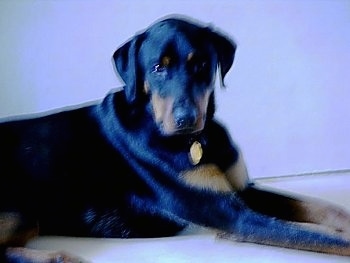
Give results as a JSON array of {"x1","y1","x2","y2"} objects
[
  {"x1": 144, "y1": 81, "x2": 150, "y2": 95},
  {"x1": 180, "y1": 164, "x2": 232, "y2": 192},
  {"x1": 193, "y1": 89, "x2": 213, "y2": 131},
  {"x1": 151, "y1": 93, "x2": 175, "y2": 133},
  {"x1": 151, "y1": 88, "x2": 213, "y2": 135}
]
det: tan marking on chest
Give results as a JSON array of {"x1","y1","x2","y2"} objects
[
  {"x1": 180, "y1": 164, "x2": 232, "y2": 192},
  {"x1": 225, "y1": 153, "x2": 250, "y2": 191}
]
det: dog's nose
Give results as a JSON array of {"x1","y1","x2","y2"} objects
[{"x1": 174, "y1": 108, "x2": 197, "y2": 129}]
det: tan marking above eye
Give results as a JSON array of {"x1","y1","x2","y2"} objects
[
  {"x1": 162, "y1": 56, "x2": 171, "y2": 67},
  {"x1": 180, "y1": 164, "x2": 232, "y2": 192},
  {"x1": 187, "y1": 52, "x2": 194, "y2": 61}
]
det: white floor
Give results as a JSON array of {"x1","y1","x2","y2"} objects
[{"x1": 27, "y1": 172, "x2": 350, "y2": 263}]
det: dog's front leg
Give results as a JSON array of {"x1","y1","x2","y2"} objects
[
  {"x1": 206, "y1": 194, "x2": 350, "y2": 256},
  {"x1": 146, "y1": 180, "x2": 350, "y2": 256},
  {"x1": 222, "y1": 154, "x2": 350, "y2": 255},
  {"x1": 237, "y1": 184, "x2": 350, "y2": 238}
]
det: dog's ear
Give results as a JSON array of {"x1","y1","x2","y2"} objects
[
  {"x1": 209, "y1": 29, "x2": 237, "y2": 87},
  {"x1": 113, "y1": 34, "x2": 145, "y2": 104}
]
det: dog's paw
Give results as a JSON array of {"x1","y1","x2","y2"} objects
[
  {"x1": 6, "y1": 247, "x2": 88, "y2": 263},
  {"x1": 321, "y1": 205, "x2": 350, "y2": 238}
]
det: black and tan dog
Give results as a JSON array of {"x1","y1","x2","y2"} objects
[{"x1": 1, "y1": 16, "x2": 350, "y2": 262}]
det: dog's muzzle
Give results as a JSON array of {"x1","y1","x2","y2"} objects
[{"x1": 173, "y1": 107, "x2": 197, "y2": 130}]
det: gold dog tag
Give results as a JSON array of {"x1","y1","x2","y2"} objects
[{"x1": 189, "y1": 141, "x2": 203, "y2": 165}]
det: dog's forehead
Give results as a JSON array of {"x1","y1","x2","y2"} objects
[
  {"x1": 144, "y1": 19, "x2": 213, "y2": 54},
  {"x1": 148, "y1": 19, "x2": 204, "y2": 34}
]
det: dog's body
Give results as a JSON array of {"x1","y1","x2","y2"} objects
[{"x1": 1, "y1": 16, "x2": 350, "y2": 262}]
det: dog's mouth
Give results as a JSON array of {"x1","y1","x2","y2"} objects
[
  {"x1": 159, "y1": 124, "x2": 203, "y2": 136},
  {"x1": 156, "y1": 116, "x2": 205, "y2": 136},
  {"x1": 175, "y1": 127, "x2": 200, "y2": 135}
]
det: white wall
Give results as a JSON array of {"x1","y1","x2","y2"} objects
[{"x1": 0, "y1": 0, "x2": 349, "y2": 178}]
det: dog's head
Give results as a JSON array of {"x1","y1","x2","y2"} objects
[{"x1": 113, "y1": 16, "x2": 236, "y2": 135}]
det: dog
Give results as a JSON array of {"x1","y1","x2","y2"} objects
[{"x1": 1, "y1": 15, "x2": 350, "y2": 262}]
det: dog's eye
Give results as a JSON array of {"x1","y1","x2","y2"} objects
[
  {"x1": 152, "y1": 56, "x2": 171, "y2": 74},
  {"x1": 193, "y1": 61, "x2": 209, "y2": 75},
  {"x1": 152, "y1": 64, "x2": 166, "y2": 73},
  {"x1": 197, "y1": 61, "x2": 208, "y2": 72}
]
